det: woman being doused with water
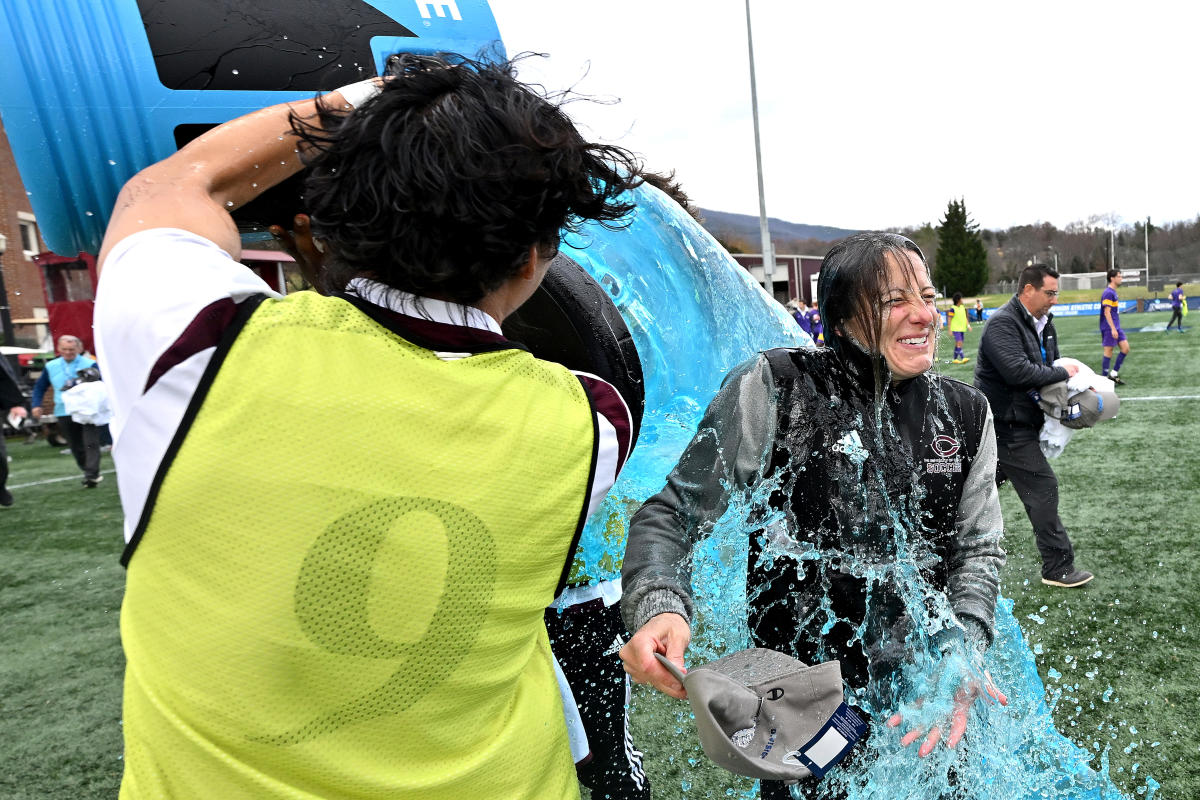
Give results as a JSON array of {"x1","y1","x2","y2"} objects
[{"x1": 620, "y1": 232, "x2": 1007, "y2": 798}]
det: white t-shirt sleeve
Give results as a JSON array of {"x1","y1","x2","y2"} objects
[{"x1": 95, "y1": 228, "x2": 279, "y2": 430}]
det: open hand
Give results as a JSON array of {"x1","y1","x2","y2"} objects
[{"x1": 886, "y1": 669, "x2": 1007, "y2": 756}]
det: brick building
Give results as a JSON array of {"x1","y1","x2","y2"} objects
[
  {"x1": 0, "y1": 118, "x2": 51, "y2": 349},
  {"x1": 732, "y1": 252, "x2": 824, "y2": 306}
]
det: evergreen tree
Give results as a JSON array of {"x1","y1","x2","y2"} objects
[{"x1": 934, "y1": 198, "x2": 988, "y2": 296}]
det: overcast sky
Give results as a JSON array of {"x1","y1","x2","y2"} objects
[{"x1": 488, "y1": 0, "x2": 1199, "y2": 234}]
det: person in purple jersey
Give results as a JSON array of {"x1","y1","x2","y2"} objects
[
  {"x1": 807, "y1": 305, "x2": 825, "y2": 346},
  {"x1": 787, "y1": 298, "x2": 813, "y2": 336},
  {"x1": 1099, "y1": 269, "x2": 1129, "y2": 385},
  {"x1": 1166, "y1": 281, "x2": 1187, "y2": 332}
]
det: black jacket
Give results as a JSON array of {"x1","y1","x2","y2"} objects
[
  {"x1": 1, "y1": 356, "x2": 26, "y2": 411},
  {"x1": 749, "y1": 347, "x2": 993, "y2": 694},
  {"x1": 974, "y1": 295, "x2": 1069, "y2": 440}
]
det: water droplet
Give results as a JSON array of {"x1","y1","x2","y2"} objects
[{"x1": 231, "y1": 69, "x2": 239, "y2": 75}]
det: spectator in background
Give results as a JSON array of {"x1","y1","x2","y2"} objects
[
  {"x1": 948, "y1": 291, "x2": 972, "y2": 364},
  {"x1": 1, "y1": 355, "x2": 29, "y2": 507},
  {"x1": 1166, "y1": 281, "x2": 1186, "y2": 332},
  {"x1": 61, "y1": 367, "x2": 113, "y2": 488},
  {"x1": 1100, "y1": 268, "x2": 1130, "y2": 385},
  {"x1": 787, "y1": 298, "x2": 813, "y2": 337},
  {"x1": 31, "y1": 335, "x2": 102, "y2": 487},
  {"x1": 807, "y1": 304, "x2": 825, "y2": 346},
  {"x1": 974, "y1": 297, "x2": 985, "y2": 322}
]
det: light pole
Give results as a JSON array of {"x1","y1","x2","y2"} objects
[
  {"x1": 744, "y1": 0, "x2": 774, "y2": 295},
  {"x1": 1045, "y1": 245, "x2": 1058, "y2": 272},
  {"x1": 0, "y1": 232, "x2": 15, "y2": 347},
  {"x1": 1144, "y1": 216, "x2": 1150, "y2": 284}
]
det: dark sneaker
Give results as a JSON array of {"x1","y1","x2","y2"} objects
[
  {"x1": 1042, "y1": 568, "x2": 1094, "y2": 588},
  {"x1": 83, "y1": 475, "x2": 103, "y2": 488},
  {"x1": 1107, "y1": 372, "x2": 1125, "y2": 386},
  {"x1": 0, "y1": 488, "x2": 13, "y2": 507}
]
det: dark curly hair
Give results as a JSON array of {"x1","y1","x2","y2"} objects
[{"x1": 289, "y1": 53, "x2": 642, "y2": 302}]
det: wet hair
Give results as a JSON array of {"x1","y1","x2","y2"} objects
[
  {"x1": 1018, "y1": 263, "x2": 1058, "y2": 292},
  {"x1": 638, "y1": 169, "x2": 701, "y2": 221},
  {"x1": 816, "y1": 232, "x2": 929, "y2": 357},
  {"x1": 1107, "y1": 268, "x2": 1121, "y2": 282},
  {"x1": 289, "y1": 53, "x2": 642, "y2": 302},
  {"x1": 952, "y1": 292, "x2": 963, "y2": 305}
]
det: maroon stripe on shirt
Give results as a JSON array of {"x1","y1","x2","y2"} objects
[
  {"x1": 577, "y1": 374, "x2": 632, "y2": 471},
  {"x1": 144, "y1": 297, "x2": 239, "y2": 394}
]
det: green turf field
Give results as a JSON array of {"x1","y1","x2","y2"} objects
[
  {"x1": 933, "y1": 308, "x2": 1197, "y2": 799},
  {"x1": 0, "y1": 445, "x2": 123, "y2": 798},
  {"x1": 1, "y1": 307, "x2": 1196, "y2": 798}
]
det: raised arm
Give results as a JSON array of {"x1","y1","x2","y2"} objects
[{"x1": 97, "y1": 82, "x2": 377, "y2": 270}]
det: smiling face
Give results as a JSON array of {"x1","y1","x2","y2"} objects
[{"x1": 846, "y1": 251, "x2": 937, "y2": 380}]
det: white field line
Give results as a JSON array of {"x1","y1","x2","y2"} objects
[
  {"x1": 1119, "y1": 395, "x2": 1200, "y2": 402},
  {"x1": 9, "y1": 468, "x2": 118, "y2": 490}
]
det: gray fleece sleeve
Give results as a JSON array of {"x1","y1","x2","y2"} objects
[
  {"x1": 946, "y1": 406, "x2": 1006, "y2": 649},
  {"x1": 620, "y1": 354, "x2": 778, "y2": 633}
]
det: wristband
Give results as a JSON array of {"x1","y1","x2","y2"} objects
[{"x1": 336, "y1": 78, "x2": 382, "y2": 109}]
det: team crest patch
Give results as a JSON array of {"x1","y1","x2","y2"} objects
[
  {"x1": 931, "y1": 435, "x2": 960, "y2": 457},
  {"x1": 925, "y1": 435, "x2": 962, "y2": 473}
]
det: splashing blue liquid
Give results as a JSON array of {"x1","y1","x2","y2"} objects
[{"x1": 561, "y1": 185, "x2": 1155, "y2": 799}]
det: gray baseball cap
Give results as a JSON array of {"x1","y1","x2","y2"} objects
[
  {"x1": 655, "y1": 648, "x2": 866, "y2": 782},
  {"x1": 1036, "y1": 381, "x2": 1120, "y2": 429}
]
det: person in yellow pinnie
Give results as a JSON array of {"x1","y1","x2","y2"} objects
[{"x1": 949, "y1": 291, "x2": 973, "y2": 363}]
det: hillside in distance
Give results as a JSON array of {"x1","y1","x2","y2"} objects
[{"x1": 698, "y1": 208, "x2": 859, "y2": 253}]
